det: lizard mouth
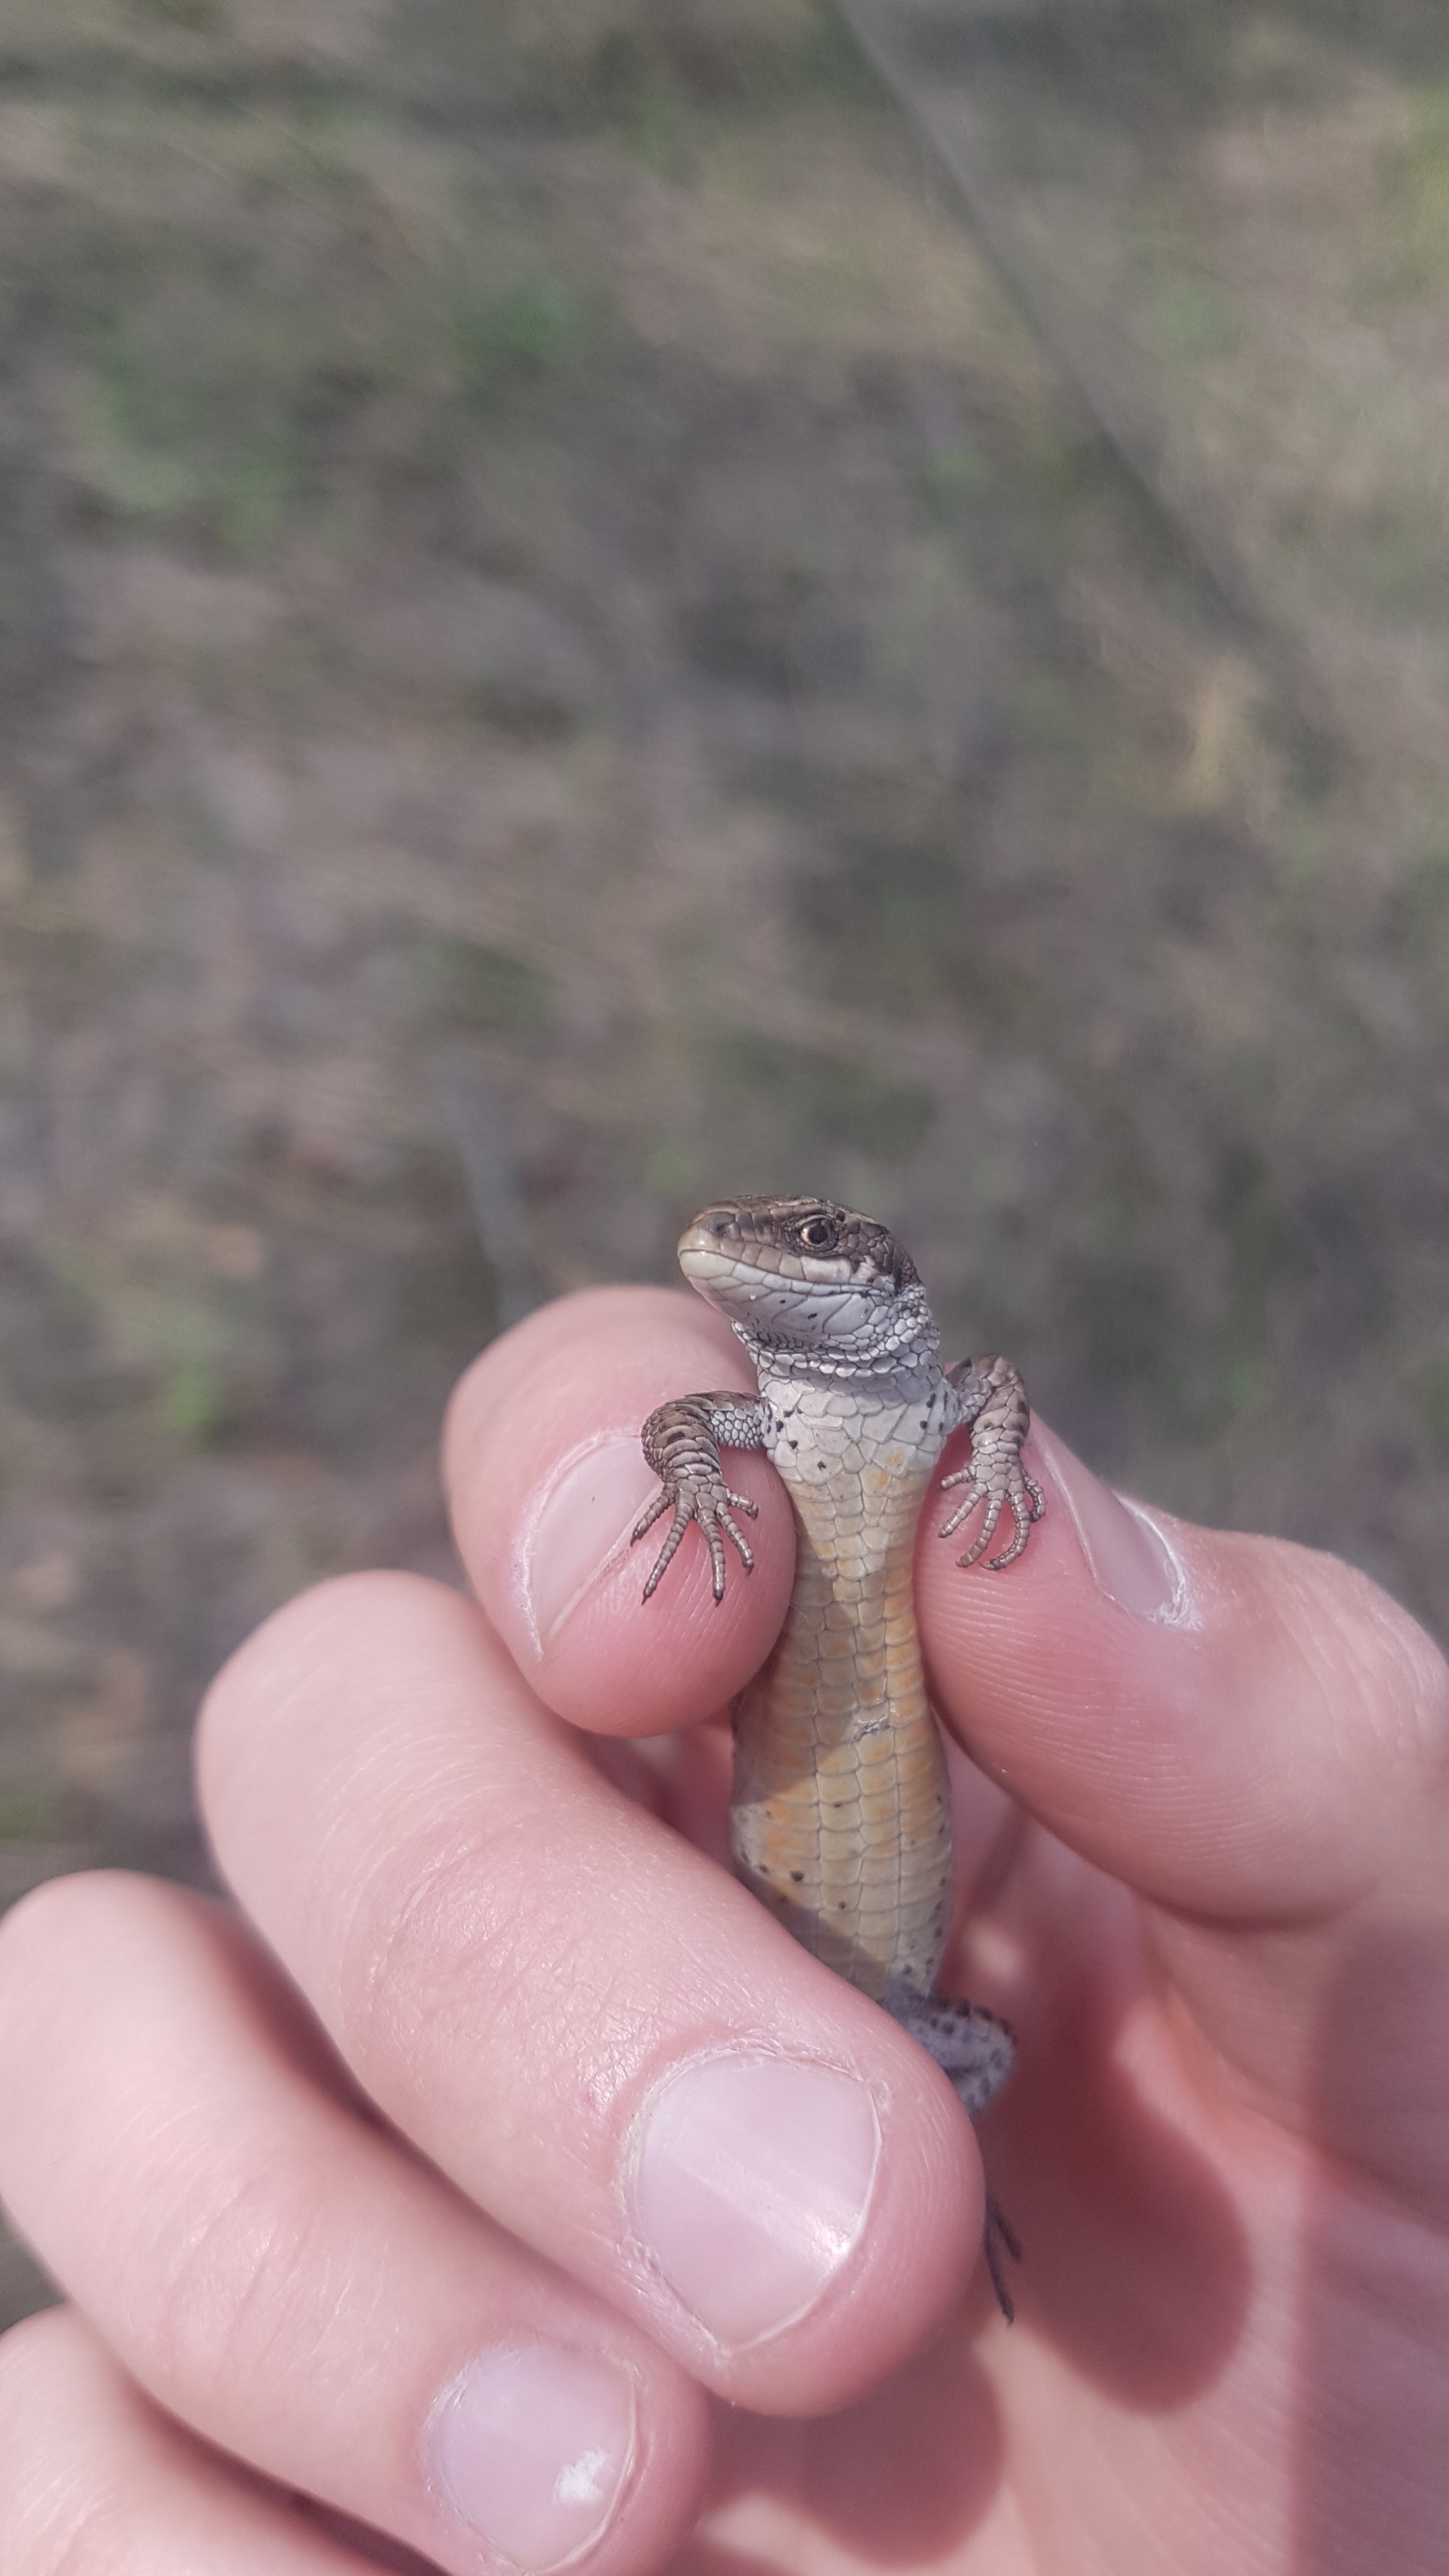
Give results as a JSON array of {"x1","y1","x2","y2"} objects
[
  {"x1": 678, "y1": 1221, "x2": 853, "y2": 1298},
  {"x1": 677, "y1": 1232, "x2": 895, "y2": 1367},
  {"x1": 676, "y1": 1219, "x2": 744, "y2": 1292}
]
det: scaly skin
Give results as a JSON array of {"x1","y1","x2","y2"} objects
[
  {"x1": 731, "y1": 1367, "x2": 957, "y2": 2003},
  {"x1": 633, "y1": 1197, "x2": 1043, "y2": 2175}
]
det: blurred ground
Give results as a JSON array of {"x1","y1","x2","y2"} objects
[{"x1": 3, "y1": 0, "x2": 1449, "y2": 2328}]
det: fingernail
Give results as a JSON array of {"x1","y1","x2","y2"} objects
[
  {"x1": 630, "y1": 2052, "x2": 880, "y2": 2348},
  {"x1": 1036, "y1": 1430, "x2": 1188, "y2": 1622},
  {"x1": 520, "y1": 1435, "x2": 660, "y2": 1651},
  {"x1": 429, "y1": 2345, "x2": 635, "y2": 2572}
]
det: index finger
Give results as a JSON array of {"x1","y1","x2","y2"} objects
[{"x1": 444, "y1": 1287, "x2": 795, "y2": 1737}]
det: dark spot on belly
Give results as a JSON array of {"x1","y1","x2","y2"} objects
[{"x1": 790, "y1": 1870, "x2": 804, "y2": 1882}]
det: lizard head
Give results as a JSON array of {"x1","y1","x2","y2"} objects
[{"x1": 676, "y1": 1197, "x2": 933, "y2": 1369}]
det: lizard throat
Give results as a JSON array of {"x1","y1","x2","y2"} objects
[{"x1": 729, "y1": 1280, "x2": 940, "y2": 1381}]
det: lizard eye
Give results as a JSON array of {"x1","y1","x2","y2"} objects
[{"x1": 797, "y1": 1214, "x2": 838, "y2": 1251}]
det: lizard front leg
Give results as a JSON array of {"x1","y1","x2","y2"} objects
[
  {"x1": 632, "y1": 1392, "x2": 768, "y2": 1602},
  {"x1": 940, "y1": 1355, "x2": 1045, "y2": 1570}
]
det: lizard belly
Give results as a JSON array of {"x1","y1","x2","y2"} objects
[{"x1": 729, "y1": 1379, "x2": 954, "y2": 2003}]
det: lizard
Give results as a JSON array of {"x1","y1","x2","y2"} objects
[{"x1": 630, "y1": 1195, "x2": 1044, "y2": 2320}]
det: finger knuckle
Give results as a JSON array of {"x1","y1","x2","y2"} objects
[
  {"x1": 7, "y1": 2489, "x2": 132, "y2": 2576},
  {"x1": 135, "y1": 2132, "x2": 337, "y2": 2412},
  {"x1": 0, "y1": 2315, "x2": 120, "y2": 2576},
  {"x1": 1277, "y1": 1541, "x2": 1449, "y2": 1795},
  {"x1": 343, "y1": 1818, "x2": 550, "y2": 2068},
  {"x1": 340, "y1": 1812, "x2": 632, "y2": 2118}
]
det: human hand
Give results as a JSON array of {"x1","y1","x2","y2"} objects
[{"x1": 1, "y1": 1285, "x2": 1446, "y2": 2573}]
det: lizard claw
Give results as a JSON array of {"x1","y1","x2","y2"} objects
[
  {"x1": 940, "y1": 1460, "x2": 1044, "y2": 1571},
  {"x1": 632, "y1": 1480, "x2": 758, "y2": 1603},
  {"x1": 939, "y1": 1468, "x2": 1039, "y2": 1569}
]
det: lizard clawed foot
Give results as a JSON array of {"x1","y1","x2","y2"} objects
[
  {"x1": 632, "y1": 1391, "x2": 766, "y2": 1602},
  {"x1": 940, "y1": 1355, "x2": 1044, "y2": 1570},
  {"x1": 939, "y1": 1461, "x2": 1046, "y2": 1570},
  {"x1": 632, "y1": 1477, "x2": 758, "y2": 1603}
]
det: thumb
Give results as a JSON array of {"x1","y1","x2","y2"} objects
[{"x1": 916, "y1": 1422, "x2": 1449, "y2": 2212}]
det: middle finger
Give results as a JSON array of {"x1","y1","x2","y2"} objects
[{"x1": 197, "y1": 1572, "x2": 986, "y2": 2417}]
